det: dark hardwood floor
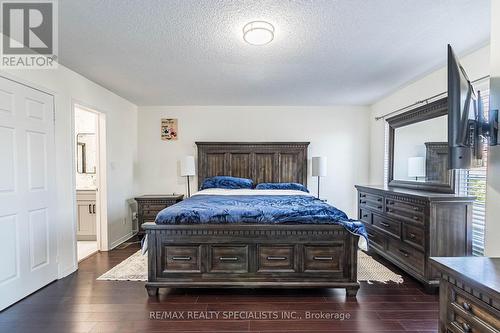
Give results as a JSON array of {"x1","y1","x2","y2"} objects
[{"x1": 0, "y1": 242, "x2": 439, "y2": 333}]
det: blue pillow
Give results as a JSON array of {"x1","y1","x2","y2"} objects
[
  {"x1": 255, "y1": 182, "x2": 309, "y2": 193},
  {"x1": 200, "y1": 176, "x2": 254, "y2": 190}
]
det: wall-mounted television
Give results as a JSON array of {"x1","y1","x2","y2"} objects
[{"x1": 448, "y1": 44, "x2": 498, "y2": 170}]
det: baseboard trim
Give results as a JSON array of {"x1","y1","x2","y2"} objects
[{"x1": 108, "y1": 231, "x2": 136, "y2": 251}]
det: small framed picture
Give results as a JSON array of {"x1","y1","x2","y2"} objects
[{"x1": 161, "y1": 118, "x2": 178, "y2": 141}]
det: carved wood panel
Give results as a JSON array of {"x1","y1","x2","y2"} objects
[
  {"x1": 229, "y1": 153, "x2": 252, "y2": 179},
  {"x1": 254, "y1": 153, "x2": 274, "y2": 184},
  {"x1": 197, "y1": 142, "x2": 309, "y2": 189},
  {"x1": 279, "y1": 153, "x2": 300, "y2": 183},
  {"x1": 206, "y1": 153, "x2": 225, "y2": 177},
  {"x1": 425, "y1": 142, "x2": 449, "y2": 184},
  {"x1": 143, "y1": 223, "x2": 359, "y2": 293}
]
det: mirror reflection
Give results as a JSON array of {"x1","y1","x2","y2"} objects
[
  {"x1": 76, "y1": 133, "x2": 97, "y2": 174},
  {"x1": 393, "y1": 115, "x2": 448, "y2": 184}
]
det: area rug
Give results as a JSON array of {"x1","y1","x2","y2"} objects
[
  {"x1": 97, "y1": 250, "x2": 404, "y2": 284},
  {"x1": 357, "y1": 251, "x2": 404, "y2": 283}
]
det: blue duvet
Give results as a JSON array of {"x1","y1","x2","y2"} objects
[{"x1": 155, "y1": 194, "x2": 368, "y2": 244}]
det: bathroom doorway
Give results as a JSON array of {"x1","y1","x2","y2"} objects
[{"x1": 73, "y1": 103, "x2": 107, "y2": 261}]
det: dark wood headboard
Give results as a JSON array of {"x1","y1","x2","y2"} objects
[{"x1": 196, "y1": 142, "x2": 309, "y2": 189}]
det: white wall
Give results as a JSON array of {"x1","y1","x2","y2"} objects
[
  {"x1": 369, "y1": 46, "x2": 491, "y2": 185},
  {"x1": 137, "y1": 106, "x2": 370, "y2": 217},
  {"x1": 485, "y1": 1, "x2": 500, "y2": 257},
  {"x1": 0, "y1": 65, "x2": 138, "y2": 277}
]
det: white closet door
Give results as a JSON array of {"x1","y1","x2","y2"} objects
[{"x1": 0, "y1": 76, "x2": 57, "y2": 310}]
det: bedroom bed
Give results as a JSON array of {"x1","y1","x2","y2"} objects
[{"x1": 142, "y1": 142, "x2": 366, "y2": 297}]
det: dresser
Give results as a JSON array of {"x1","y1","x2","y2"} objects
[
  {"x1": 431, "y1": 257, "x2": 500, "y2": 333},
  {"x1": 355, "y1": 185, "x2": 475, "y2": 291},
  {"x1": 135, "y1": 194, "x2": 184, "y2": 235}
]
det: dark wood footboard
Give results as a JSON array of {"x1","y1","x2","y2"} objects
[{"x1": 142, "y1": 223, "x2": 360, "y2": 296}]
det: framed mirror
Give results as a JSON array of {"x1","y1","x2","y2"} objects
[
  {"x1": 76, "y1": 133, "x2": 96, "y2": 174},
  {"x1": 387, "y1": 97, "x2": 455, "y2": 193}
]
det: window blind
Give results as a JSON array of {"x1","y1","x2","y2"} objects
[{"x1": 457, "y1": 87, "x2": 489, "y2": 256}]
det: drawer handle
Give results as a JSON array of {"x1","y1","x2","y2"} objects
[
  {"x1": 360, "y1": 200, "x2": 367, "y2": 204},
  {"x1": 413, "y1": 216, "x2": 419, "y2": 221},
  {"x1": 409, "y1": 233, "x2": 416, "y2": 239},
  {"x1": 398, "y1": 249, "x2": 409, "y2": 257},
  {"x1": 461, "y1": 322, "x2": 471, "y2": 333},
  {"x1": 219, "y1": 257, "x2": 239, "y2": 262},
  {"x1": 313, "y1": 256, "x2": 333, "y2": 261},
  {"x1": 266, "y1": 256, "x2": 287, "y2": 261},
  {"x1": 377, "y1": 198, "x2": 382, "y2": 202},
  {"x1": 171, "y1": 256, "x2": 191, "y2": 261},
  {"x1": 380, "y1": 222, "x2": 390, "y2": 228},
  {"x1": 362, "y1": 214, "x2": 369, "y2": 218},
  {"x1": 462, "y1": 302, "x2": 472, "y2": 312},
  {"x1": 377, "y1": 205, "x2": 383, "y2": 209},
  {"x1": 388, "y1": 201, "x2": 395, "y2": 205},
  {"x1": 360, "y1": 194, "x2": 366, "y2": 198},
  {"x1": 387, "y1": 209, "x2": 394, "y2": 213},
  {"x1": 413, "y1": 207, "x2": 420, "y2": 211}
]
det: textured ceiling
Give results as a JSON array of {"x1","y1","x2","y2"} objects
[{"x1": 59, "y1": 0, "x2": 490, "y2": 106}]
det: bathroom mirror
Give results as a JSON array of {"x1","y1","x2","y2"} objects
[{"x1": 76, "y1": 133, "x2": 96, "y2": 174}]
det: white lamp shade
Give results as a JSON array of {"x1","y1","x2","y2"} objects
[
  {"x1": 180, "y1": 156, "x2": 196, "y2": 176},
  {"x1": 408, "y1": 157, "x2": 425, "y2": 178},
  {"x1": 312, "y1": 156, "x2": 327, "y2": 177}
]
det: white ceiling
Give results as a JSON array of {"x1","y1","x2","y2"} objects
[{"x1": 59, "y1": 0, "x2": 490, "y2": 106}]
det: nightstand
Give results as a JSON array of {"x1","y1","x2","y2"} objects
[{"x1": 135, "y1": 194, "x2": 184, "y2": 235}]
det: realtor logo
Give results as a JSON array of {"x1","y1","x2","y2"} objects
[{"x1": 1, "y1": 0, "x2": 58, "y2": 68}]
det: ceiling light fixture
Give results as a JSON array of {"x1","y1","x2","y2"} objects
[{"x1": 243, "y1": 21, "x2": 274, "y2": 46}]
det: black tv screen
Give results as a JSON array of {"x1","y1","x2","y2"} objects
[{"x1": 448, "y1": 44, "x2": 476, "y2": 169}]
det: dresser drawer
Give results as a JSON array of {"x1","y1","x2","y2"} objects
[
  {"x1": 373, "y1": 214, "x2": 401, "y2": 239},
  {"x1": 303, "y1": 245, "x2": 343, "y2": 273},
  {"x1": 258, "y1": 245, "x2": 295, "y2": 272},
  {"x1": 359, "y1": 192, "x2": 384, "y2": 212},
  {"x1": 386, "y1": 198, "x2": 425, "y2": 214},
  {"x1": 449, "y1": 287, "x2": 500, "y2": 331},
  {"x1": 209, "y1": 246, "x2": 248, "y2": 273},
  {"x1": 141, "y1": 210, "x2": 163, "y2": 218},
  {"x1": 447, "y1": 313, "x2": 481, "y2": 333},
  {"x1": 366, "y1": 227, "x2": 386, "y2": 251},
  {"x1": 162, "y1": 245, "x2": 201, "y2": 273},
  {"x1": 141, "y1": 203, "x2": 171, "y2": 211},
  {"x1": 136, "y1": 195, "x2": 184, "y2": 235},
  {"x1": 359, "y1": 191, "x2": 384, "y2": 204},
  {"x1": 447, "y1": 309, "x2": 498, "y2": 333},
  {"x1": 359, "y1": 208, "x2": 372, "y2": 224},
  {"x1": 387, "y1": 239, "x2": 424, "y2": 274},
  {"x1": 402, "y1": 223, "x2": 425, "y2": 250},
  {"x1": 386, "y1": 206, "x2": 425, "y2": 224}
]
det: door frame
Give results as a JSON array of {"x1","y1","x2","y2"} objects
[{"x1": 72, "y1": 101, "x2": 108, "y2": 256}]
